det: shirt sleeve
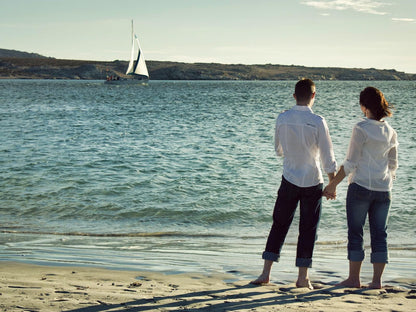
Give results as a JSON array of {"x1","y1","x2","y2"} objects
[
  {"x1": 388, "y1": 130, "x2": 398, "y2": 179},
  {"x1": 343, "y1": 125, "x2": 366, "y2": 176},
  {"x1": 274, "y1": 120, "x2": 284, "y2": 157},
  {"x1": 318, "y1": 118, "x2": 337, "y2": 174}
]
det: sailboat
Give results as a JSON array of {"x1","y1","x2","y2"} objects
[{"x1": 105, "y1": 20, "x2": 149, "y2": 84}]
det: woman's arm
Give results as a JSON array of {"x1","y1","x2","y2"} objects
[
  {"x1": 342, "y1": 126, "x2": 366, "y2": 176},
  {"x1": 323, "y1": 166, "x2": 346, "y2": 199},
  {"x1": 323, "y1": 125, "x2": 365, "y2": 200}
]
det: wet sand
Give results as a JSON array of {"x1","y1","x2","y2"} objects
[{"x1": 1, "y1": 262, "x2": 415, "y2": 312}]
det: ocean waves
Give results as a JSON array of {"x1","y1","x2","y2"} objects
[
  {"x1": 1, "y1": 80, "x2": 415, "y2": 276},
  {"x1": 1, "y1": 229, "x2": 229, "y2": 238}
]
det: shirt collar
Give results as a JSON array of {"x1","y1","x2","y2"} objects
[
  {"x1": 363, "y1": 117, "x2": 385, "y2": 125},
  {"x1": 291, "y1": 105, "x2": 313, "y2": 113}
]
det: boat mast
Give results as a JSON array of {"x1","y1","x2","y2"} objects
[
  {"x1": 131, "y1": 20, "x2": 134, "y2": 42},
  {"x1": 125, "y1": 20, "x2": 136, "y2": 75}
]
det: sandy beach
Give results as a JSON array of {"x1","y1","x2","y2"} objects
[{"x1": 1, "y1": 262, "x2": 415, "y2": 312}]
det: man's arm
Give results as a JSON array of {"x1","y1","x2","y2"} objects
[
  {"x1": 274, "y1": 122, "x2": 284, "y2": 157},
  {"x1": 318, "y1": 119, "x2": 337, "y2": 175}
]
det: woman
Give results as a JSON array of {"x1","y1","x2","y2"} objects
[{"x1": 323, "y1": 87, "x2": 398, "y2": 289}]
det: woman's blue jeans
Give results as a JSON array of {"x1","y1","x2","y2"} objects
[
  {"x1": 263, "y1": 176, "x2": 322, "y2": 268},
  {"x1": 346, "y1": 183, "x2": 391, "y2": 263}
]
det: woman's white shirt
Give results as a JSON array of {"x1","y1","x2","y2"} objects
[{"x1": 343, "y1": 118, "x2": 398, "y2": 191}]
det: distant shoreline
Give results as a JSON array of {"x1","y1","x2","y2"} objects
[{"x1": 1, "y1": 57, "x2": 415, "y2": 81}]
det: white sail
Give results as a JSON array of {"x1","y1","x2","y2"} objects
[
  {"x1": 125, "y1": 21, "x2": 149, "y2": 78},
  {"x1": 132, "y1": 35, "x2": 149, "y2": 77}
]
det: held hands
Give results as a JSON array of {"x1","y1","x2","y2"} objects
[
  {"x1": 323, "y1": 167, "x2": 346, "y2": 200},
  {"x1": 322, "y1": 183, "x2": 337, "y2": 200}
]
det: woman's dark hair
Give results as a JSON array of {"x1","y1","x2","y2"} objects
[
  {"x1": 360, "y1": 87, "x2": 392, "y2": 120},
  {"x1": 295, "y1": 78, "x2": 315, "y2": 102}
]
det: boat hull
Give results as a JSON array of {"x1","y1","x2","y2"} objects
[{"x1": 104, "y1": 78, "x2": 148, "y2": 85}]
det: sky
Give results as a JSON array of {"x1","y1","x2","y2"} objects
[{"x1": 1, "y1": 0, "x2": 415, "y2": 73}]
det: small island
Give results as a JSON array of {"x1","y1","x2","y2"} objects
[{"x1": 1, "y1": 48, "x2": 414, "y2": 81}]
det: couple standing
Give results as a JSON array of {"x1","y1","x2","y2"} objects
[{"x1": 251, "y1": 79, "x2": 398, "y2": 290}]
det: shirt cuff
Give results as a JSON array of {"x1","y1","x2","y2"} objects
[
  {"x1": 324, "y1": 162, "x2": 337, "y2": 174},
  {"x1": 342, "y1": 159, "x2": 355, "y2": 176}
]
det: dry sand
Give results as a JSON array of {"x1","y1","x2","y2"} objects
[{"x1": 0, "y1": 261, "x2": 415, "y2": 312}]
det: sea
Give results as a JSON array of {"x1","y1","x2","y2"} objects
[{"x1": 0, "y1": 79, "x2": 415, "y2": 285}]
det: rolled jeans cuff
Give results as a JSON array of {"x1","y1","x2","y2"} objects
[
  {"x1": 262, "y1": 251, "x2": 279, "y2": 262},
  {"x1": 348, "y1": 250, "x2": 365, "y2": 262},
  {"x1": 296, "y1": 258, "x2": 312, "y2": 268},
  {"x1": 371, "y1": 252, "x2": 388, "y2": 264}
]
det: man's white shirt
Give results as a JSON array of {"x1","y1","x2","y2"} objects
[{"x1": 275, "y1": 105, "x2": 337, "y2": 187}]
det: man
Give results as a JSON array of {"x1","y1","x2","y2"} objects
[{"x1": 252, "y1": 78, "x2": 336, "y2": 289}]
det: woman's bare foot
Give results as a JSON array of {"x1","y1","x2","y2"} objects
[
  {"x1": 337, "y1": 278, "x2": 361, "y2": 288},
  {"x1": 296, "y1": 278, "x2": 313, "y2": 290},
  {"x1": 250, "y1": 273, "x2": 270, "y2": 285}
]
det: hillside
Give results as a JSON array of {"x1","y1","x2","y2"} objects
[
  {"x1": 1, "y1": 49, "x2": 414, "y2": 81},
  {"x1": 0, "y1": 48, "x2": 50, "y2": 59}
]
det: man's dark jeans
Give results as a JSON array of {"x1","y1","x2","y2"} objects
[{"x1": 263, "y1": 176, "x2": 323, "y2": 268}]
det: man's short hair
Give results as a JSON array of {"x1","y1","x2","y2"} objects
[{"x1": 295, "y1": 79, "x2": 315, "y2": 102}]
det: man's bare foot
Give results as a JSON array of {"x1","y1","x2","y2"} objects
[
  {"x1": 296, "y1": 278, "x2": 313, "y2": 290},
  {"x1": 250, "y1": 273, "x2": 270, "y2": 285},
  {"x1": 368, "y1": 282, "x2": 383, "y2": 289},
  {"x1": 337, "y1": 278, "x2": 361, "y2": 288}
]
